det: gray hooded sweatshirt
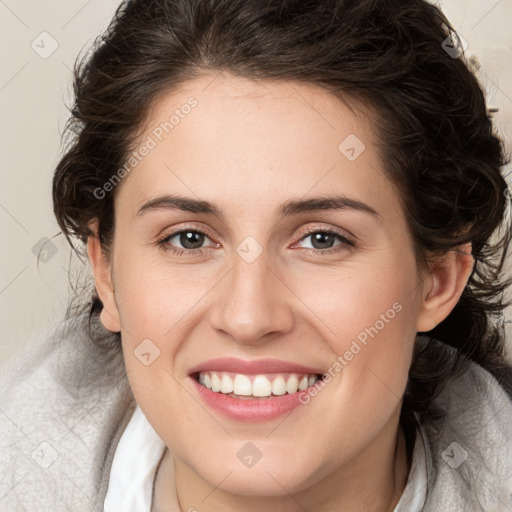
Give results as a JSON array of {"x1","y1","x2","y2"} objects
[{"x1": 1, "y1": 315, "x2": 512, "y2": 511}]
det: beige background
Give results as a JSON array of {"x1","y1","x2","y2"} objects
[{"x1": 1, "y1": 0, "x2": 511, "y2": 367}]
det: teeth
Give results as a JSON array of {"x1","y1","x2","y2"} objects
[
  {"x1": 211, "y1": 373, "x2": 221, "y2": 392},
  {"x1": 252, "y1": 375, "x2": 272, "y2": 397},
  {"x1": 286, "y1": 375, "x2": 299, "y2": 394},
  {"x1": 197, "y1": 371, "x2": 320, "y2": 398},
  {"x1": 233, "y1": 374, "x2": 252, "y2": 395},
  {"x1": 271, "y1": 376, "x2": 287, "y2": 396},
  {"x1": 220, "y1": 374, "x2": 234, "y2": 393}
]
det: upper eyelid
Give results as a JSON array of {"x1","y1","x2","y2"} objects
[
  {"x1": 161, "y1": 223, "x2": 355, "y2": 247},
  {"x1": 298, "y1": 224, "x2": 355, "y2": 242}
]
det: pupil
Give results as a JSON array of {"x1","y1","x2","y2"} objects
[
  {"x1": 177, "y1": 231, "x2": 334, "y2": 250},
  {"x1": 181, "y1": 231, "x2": 204, "y2": 249},
  {"x1": 312, "y1": 232, "x2": 334, "y2": 249}
]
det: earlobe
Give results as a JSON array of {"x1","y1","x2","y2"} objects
[
  {"x1": 416, "y1": 243, "x2": 474, "y2": 333},
  {"x1": 86, "y1": 222, "x2": 121, "y2": 333}
]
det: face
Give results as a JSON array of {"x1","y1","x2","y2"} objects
[{"x1": 89, "y1": 72, "x2": 469, "y2": 500}]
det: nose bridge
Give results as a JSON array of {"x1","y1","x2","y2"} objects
[{"x1": 211, "y1": 246, "x2": 293, "y2": 345}]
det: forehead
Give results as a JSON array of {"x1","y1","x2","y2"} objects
[{"x1": 116, "y1": 72, "x2": 397, "y2": 222}]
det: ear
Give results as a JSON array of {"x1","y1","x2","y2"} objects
[
  {"x1": 86, "y1": 221, "x2": 121, "y2": 333},
  {"x1": 416, "y1": 243, "x2": 474, "y2": 332}
]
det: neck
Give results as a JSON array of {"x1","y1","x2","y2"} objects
[{"x1": 152, "y1": 410, "x2": 410, "y2": 512}]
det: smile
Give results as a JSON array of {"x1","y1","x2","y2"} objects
[
  {"x1": 195, "y1": 371, "x2": 321, "y2": 399},
  {"x1": 188, "y1": 357, "x2": 327, "y2": 422}
]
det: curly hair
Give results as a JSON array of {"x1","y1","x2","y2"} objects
[{"x1": 52, "y1": 0, "x2": 512, "y2": 424}]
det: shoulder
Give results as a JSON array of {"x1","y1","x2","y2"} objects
[
  {"x1": 418, "y1": 336, "x2": 512, "y2": 511},
  {"x1": 0, "y1": 315, "x2": 136, "y2": 511}
]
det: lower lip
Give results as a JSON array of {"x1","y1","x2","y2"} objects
[{"x1": 190, "y1": 376, "x2": 314, "y2": 422}]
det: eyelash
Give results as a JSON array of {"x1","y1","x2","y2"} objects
[{"x1": 156, "y1": 225, "x2": 355, "y2": 257}]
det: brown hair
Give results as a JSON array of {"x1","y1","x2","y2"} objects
[{"x1": 53, "y1": 0, "x2": 512, "y2": 419}]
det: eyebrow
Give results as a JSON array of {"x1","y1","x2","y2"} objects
[{"x1": 136, "y1": 194, "x2": 380, "y2": 220}]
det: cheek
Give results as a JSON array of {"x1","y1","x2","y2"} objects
[
  {"x1": 113, "y1": 248, "x2": 214, "y2": 334},
  {"x1": 291, "y1": 250, "x2": 420, "y2": 409},
  {"x1": 114, "y1": 258, "x2": 219, "y2": 406},
  {"x1": 290, "y1": 254, "x2": 420, "y2": 349}
]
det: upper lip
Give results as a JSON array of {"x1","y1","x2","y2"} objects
[{"x1": 188, "y1": 358, "x2": 324, "y2": 376}]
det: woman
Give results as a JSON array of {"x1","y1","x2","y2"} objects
[{"x1": 1, "y1": 0, "x2": 511, "y2": 510}]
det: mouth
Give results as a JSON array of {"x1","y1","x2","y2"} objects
[
  {"x1": 187, "y1": 357, "x2": 328, "y2": 421},
  {"x1": 192, "y1": 371, "x2": 324, "y2": 399}
]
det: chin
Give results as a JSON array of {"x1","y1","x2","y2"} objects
[{"x1": 192, "y1": 454, "x2": 318, "y2": 497}]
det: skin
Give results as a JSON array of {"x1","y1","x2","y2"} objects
[{"x1": 87, "y1": 72, "x2": 474, "y2": 512}]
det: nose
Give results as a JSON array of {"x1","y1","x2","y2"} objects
[{"x1": 209, "y1": 250, "x2": 294, "y2": 347}]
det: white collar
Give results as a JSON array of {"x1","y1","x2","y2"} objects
[
  {"x1": 104, "y1": 405, "x2": 167, "y2": 511},
  {"x1": 104, "y1": 405, "x2": 428, "y2": 512}
]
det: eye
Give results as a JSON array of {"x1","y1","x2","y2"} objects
[
  {"x1": 157, "y1": 226, "x2": 218, "y2": 255},
  {"x1": 293, "y1": 228, "x2": 355, "y2": 255},
  {"x1": 157, "y1": 225, "x2": 355, "y2": 257}
]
